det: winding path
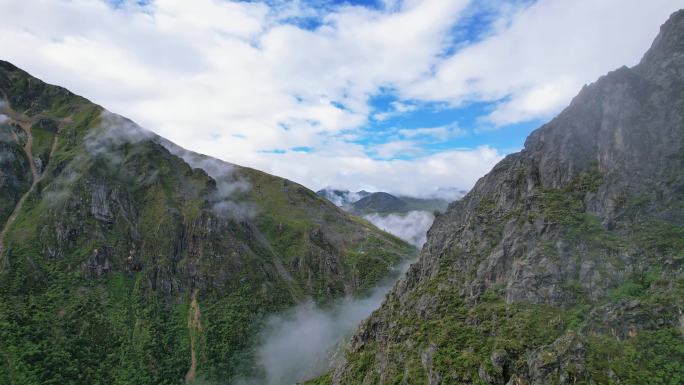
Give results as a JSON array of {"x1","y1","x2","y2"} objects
[{"x1": 0, "y1": 116, "x2": 60, "y2": 264}]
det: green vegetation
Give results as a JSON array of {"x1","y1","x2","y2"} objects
[
  {"x1": 302, "y1": 372, "x2": 333, "y2": 385},
  {"x1": 0, "y1": 128, "x2": 32, "y2": 224},
  {"x1": 334, "y1": 159, "x2": 684, "y2": 384},
  {"x1": 0, "y1": 272, "x2": 192, "y2": 385},
  {"x1": 337, "y1": 282, "x2": 684, "y2": 385},
  {"x1": 586, "y1": 328, "x2": 684, "y2": 385},
  {"x1": 0, "y1": 61, "x2": 416, "y2": 384},
  {"x1": 337, "y1": 286, "x2": 572, "y2": 385}
]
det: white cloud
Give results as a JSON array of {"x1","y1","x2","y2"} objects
[
  {"x1": 404, "y1": 0, "x2": 682, "y2": 126},
  {"x1": 0, "y1": 0, "x2": 678, "y2": 195},
  {"x1": 364, "y1": 210, "x2": 435, "y2": 247},
  {"x1": 372, "y1": 140, "x2": 422, "y2": 159},
  {"x1": 249, "y1": 145, "x2": 502, "y2": 197},
  {"x1": 373, "y1": 101, "x2": 418, "y2": 121},
  {"x1": 398, "y1": 122, "x2": 465, "y2": 140},
  {"x1": 235, "y1": 259, "x2": 413, "y2": 385}
]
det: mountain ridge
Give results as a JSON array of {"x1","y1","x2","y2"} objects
[
  {"x1": 314, "y1": 9, "x2": 684, "y2": 385},
  {"x1": 316, "y1": 188, "x2": 453, "y2": 215},
  {"x1": 0, "y1": 59, "x2": 416, "y2": 384},
  {"x1": 316, "y1": 188, "x2": 455, "y2": 248}
]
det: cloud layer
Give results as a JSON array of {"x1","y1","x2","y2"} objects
[
  {"x1": 364, "y1": 210, "x2": 435, "y2": 248},
  {"x1": 0, "y1": 0, "x2": 679, "y2": 195},
  {"x1": 234, "y1": 260, "x2": 412, "y2": 385}
]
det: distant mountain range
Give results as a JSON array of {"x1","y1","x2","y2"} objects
[
  {"x1": 316, "y1": 188, "x2": 465, "y2": 248},
  {"x1": 316, "y1": 188, "x2": 462, "y2": 215}
]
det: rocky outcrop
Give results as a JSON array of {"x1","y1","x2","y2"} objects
[{"x1": 326, "y1": 9, "x2": 684, "y2": 385}]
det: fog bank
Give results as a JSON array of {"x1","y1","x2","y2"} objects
[
  {"x1": 364, "y1": 210, "x2": 435, "y2": 248},
  {"x1": 234, "y1": 261, "x2": 412, "y2": 385}
]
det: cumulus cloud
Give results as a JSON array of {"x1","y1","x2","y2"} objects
[
  {"x1": 0, "y1": 0, "x2": 480, "y2": 195},
  {"x1": 235, "y1": 260, "x2": 413, "y2": 385},
  {"x1": 258, "y1": 145, "x2": 502, "y2": 197},
  {"x1": 373, "y1": 101, "x2": 418, "y2": 121},
  {"x1": 0, "y1": 0, "x2": 679, "y2": 195},
  {"x1": 404, "y1": 0, "x2": 681, "y2": 126},
  {"x1": 372, "y1": 140, "x2": 423, "y2": 159},
  {"x1": 364, "y1": 210, "x2": 435, "y2": 248}
]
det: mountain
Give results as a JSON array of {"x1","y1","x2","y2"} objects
[
  {"x1": 316, "y1": 189, "x2": 453, "y2": 248},
  {"x1": 316, "y1": 188, "x2": 451, "y2": 215},
  {"x1": 351, "y1": 192, "x2": 410, "y2": 214},
  {"x1": 316, "y1": 188, "x2": 371, "y2": 207},
  {"x1": 349, "y1": 192, "x2": 453, "y2": 216},
  {"x1": 310, "y1": 10, "x2": 684, "y2": 385},
  {"x1": 0, "y1": 61, "x2": 417, "y2": 384}
]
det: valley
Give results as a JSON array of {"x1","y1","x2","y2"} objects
[
  {"x1": 0, "y1": 61, "x2": 416, "y2": 384},
  {"x1": 1, "y1": 4, "x2": 683, "y2": 385}
]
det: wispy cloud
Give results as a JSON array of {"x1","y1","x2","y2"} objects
[
  {"x1": 373, "y1": 101, "x2": 418, "y2": 121},
  {"x1": 364, "y1": 210, "x2": 436, "y2": 247},
  {"x1": 371, "y1": 140, "x2": 423, "y2": 159},
  {"x1": 398, "y1": 122, "x2": 465, "y2": 141},
  {"x1": 404, "y1": 0, "x2": 681, "y2": 126},
  {"x1": 234, "y1": 259, "x2": 413, "y2": 385}
]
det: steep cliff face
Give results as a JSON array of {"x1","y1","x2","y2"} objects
[
  {"x1": 0, "y1": 61, "x2": 415, "y2": 384},
  {"x1": 323, "y1": 10, "x2": 684, "y2": 385}
]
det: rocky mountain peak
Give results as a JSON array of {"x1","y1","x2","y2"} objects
[
  {"x1": 638, "y1": 9, "x2": 684, "y2": 80},
  {"x1": 322, "y1": 9, "x2": 684, "y2": 385}
]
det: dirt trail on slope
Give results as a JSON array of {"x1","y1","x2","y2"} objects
[
  {"x1": 0, "y1": 116, "x2": 60, "y2": 263},
  {"x1": 185, "y1": 289, "x2": 202, "y2": 384},
  {"x1": 20, "y1": 121, "x2": 39, "y2": 181}
]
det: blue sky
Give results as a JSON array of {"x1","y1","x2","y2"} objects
[
  {"x1": 0, "y1": 0, "x2": 680, "y2": 197},
  {"x1": 259, "y1": 0, "x2": 544, "y2": 160},
  {"x1": 358, "y1": 94, "x2": 542, "y2": 159}
]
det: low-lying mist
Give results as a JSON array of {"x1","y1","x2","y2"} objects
[
  {"x1": 234, "y1": 260, "x2": 413, "y2": 385},
  {"x1": 363, "y1": 210, "x2": 435, "y2": 248},
  {"x1": 157, "y1": 136, "x2": 255, "y2": 219},
  {"x1": 231, "y1": 209, "x2": 436, "y2": 384}
]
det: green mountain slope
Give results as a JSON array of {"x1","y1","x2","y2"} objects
[
  {"x1": 315, "y1": 10, "x2": 684, "y2": 385},
  {"x1": 0, "y1": 61, "x2": 416, "y2": 385},
  {"x1": 350, "y1": 193, "x2": 450, "y2": 216}
]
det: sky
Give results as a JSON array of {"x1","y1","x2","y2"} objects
[{"x1": 0, "y1": 0, "x2": 680, "y2": 198}]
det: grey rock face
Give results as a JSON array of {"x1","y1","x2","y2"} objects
[
  {"x1": 400, "y1": 9, "x2": 684, "y2": 306},
  {"x1": 329, "y1": 9, "x2": 684, "y2": 385}
]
